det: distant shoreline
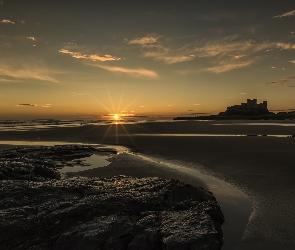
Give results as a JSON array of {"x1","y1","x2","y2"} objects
[{"x1": 173, "y1": 114, "x2": 295, "y2": 120}]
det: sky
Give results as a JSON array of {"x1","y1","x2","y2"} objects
[{"x1": 0, "y1": 0, "x2": 295, "y2": 120}]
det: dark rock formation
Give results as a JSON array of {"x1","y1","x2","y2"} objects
[
  {"x1": 0, "y1": 177, "x2": 224, "y2": 250},
  {"x1": 0, "y1": 145, "x2": 225, "y2": 249}
]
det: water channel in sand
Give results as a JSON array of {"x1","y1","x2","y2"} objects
[{"x1": 0, "y1": 140, "x2": 252, "y2": 250}]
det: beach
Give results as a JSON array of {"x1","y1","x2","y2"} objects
[{"x1": 1, "y1": 120, "x2": 295, "y2": 249}]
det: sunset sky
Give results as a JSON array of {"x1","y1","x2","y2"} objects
[{"x1": 1, "y1": 0, "x2": 295, "y2": 119}]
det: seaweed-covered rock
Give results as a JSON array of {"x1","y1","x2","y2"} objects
[{"x1": 0, "y1": 176, "x2": 225, "y2": 250}]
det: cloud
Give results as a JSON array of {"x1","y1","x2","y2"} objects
[
  {"x1": 128, "y1": 35, "x2": 159, "y2": 45},
  {"x1": 73, "y1": 92, "x2": 89, "y2": 96},
  {"x1": 273, "y1": 10, "x2": 295, "y2": 18},
  {"x1": 265, "y1": 77, "x2": 295, "y2": 87},
  {"x1": 290, "y1": 60, "x2": 295, "y2": 64},
  {"x1": 234, "y1": 55, "x2": 245, "y2": 59},
  {"x1": 59, "y1": 49, "x2": 121, "y2": 62},
  {"x1": 136, "y1": 35, "x2": 276, "y2": 70},
  {"x1": 16, "y1": 103, "x2": 53, "y2": 108},
  {"x1": 27, "y1": 37, "x2": 36, "y2": 41},
  {"x1": 195, "y1": 38, "x2": 275, "y2": 58},
  {"x1": 0, "y1": 60, "x2": 61, "y2": 83},
  {"x1": 143, "y1": 52, "x2": 195, "y2": 64},
  {"x1": 205, "y1": 60, "x2": 253, "y2": 73},
  {"x1": 193, "y1": 37, "x2": 278, "y2": 73},
  {"x1": 0, "y1": 19, "x2": 15, "y2": 24},
  {"x1": 128, "y1": 34, "x2": 286, "y2": 72},
  {"x1": 16, "y1": 104, "x2": 37, "y2": 107},
  {"x1": 0, "y1": 78, "x2": 16, "y2": 82},
  {"x1": 92, "y1": 64, "x2": 158, "y2": 78},
  {"x1": 129, "y1": 34, "x2": 194, "y2": 64},
  {"x1": 276, "y1": 43, "x2": 295, "y2": 49},
  {"x1": 41, "y1": 104, "x2": 52, "y2": 108}
]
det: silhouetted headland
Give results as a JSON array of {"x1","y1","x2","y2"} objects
[{"x1": 174, "y1": 99, "x2": 295, "y2": 120}]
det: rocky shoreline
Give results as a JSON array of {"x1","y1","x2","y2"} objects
[{"x1": 0, "y1": 145, "x2": 225, "y2": 250}]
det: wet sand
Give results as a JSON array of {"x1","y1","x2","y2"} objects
[{"x1": 1, "y1": 120, "x2": 295, "y2": 249}]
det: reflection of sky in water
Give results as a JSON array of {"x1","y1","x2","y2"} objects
[
  {"x1": 133, "y1": 133, "x2": 290, "y2": 137},
  {"x1": 201, "y1": 173, "x2": 252, "y2": 250},
  {"x1": 214, "y1": 122, "x2": 295, "y2": 126},
  {"x1": 58, "y1": 154, "x2": 111, "y2": 173}
]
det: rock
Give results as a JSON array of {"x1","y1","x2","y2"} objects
[
  {"x1": 0, "y1": 145, "x2": 225, "y2": 249},
  {"x1": 0, "y1": 176, "x2": 225, "y2": 250}
]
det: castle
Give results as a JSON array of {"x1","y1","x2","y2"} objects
[
  {"x1": 220, "y1": 99, "x2": 271, "y2": 116},
  {"x1": 227, "y1": 99, "x2": 267, "y2": 111}
]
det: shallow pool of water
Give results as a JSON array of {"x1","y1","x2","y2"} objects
[{"x1": 58, "y1": 154, "x2": 111, "y2": 173}]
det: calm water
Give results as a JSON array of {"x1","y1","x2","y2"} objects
[{"x1": 133, "y1": 133, "x2": 291, "y2": 137}]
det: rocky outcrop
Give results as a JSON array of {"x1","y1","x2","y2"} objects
[
  {"x1": 0, "y1": 145, "x2": 225, "y2": 249},
  {"x1": 0, "y1": 176, "x2": 224, "y2": 250}
]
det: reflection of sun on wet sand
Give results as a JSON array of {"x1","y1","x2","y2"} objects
[{"x1": 0, "y1": 120, "x2": 295, "y2": 249}]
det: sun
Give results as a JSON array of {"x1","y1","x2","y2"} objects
[{"x1": 113, "y1": 114, "x2": 120, "y2": 120}]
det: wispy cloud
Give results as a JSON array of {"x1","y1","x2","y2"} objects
[
  {"x1": 129, "y1": 34, "x2": 289, "y2": 73},
  {"x1": 276, "y1": 43, "x2": 295, "y2": 49},
  {"x1": 195, "y1": 38, "x2": 275, "y2": 58},
  {"x1": 15, "y1": 103, "x2": 52, "y2": 108},
  {"x1": 273, "y1": 10, "x2": 295, "y2": 18},
  {"x1": 128, "y1": 35, "x2": 159, "y2": 45},
  {"x1": 0, "y1": 78, "x2": 16, "y2": 82},
  {"x1": 92, "y1": 64, "x2": 158, "y2": 78},
  {"x1": 290, "y1": 60, "x2": 295, "y2": 64},
  {"x1": 265, "y1": 77, "x2": 295, "y2": 87},
  {"x1": 59, "y1": 49, "x2": 121, "y2": 62},
  {"x1": 0, "y1": 19, "x2": 15, "y2": 24},
  {"x1": 0, "y1": 60, "x2": 61, "y2": 83},
  {"x1": 41, "y1": 104, "x2": 52, "y2": 108},
  {"x1": 194, "y1": 37, "x2": 277, "y2": 73},
  {"x1": 129, "y1": 35, "x2": 195, "y2": 64},
  {"x1": 129, "y1": 34, "x2": 278, "y2": 71},
  {"x1": 205, "y1": 60, "x2": 253, "y2": 73},
  {"x1": 143, "y1": 52, "x2": 195, "y2": 64},
  {"x1": 16, "y1": 104, "x2": 37, "y2": 107},
  {"x1": 73, "y1": 92, "x2": 89, "y2": 96},
  {"x1": 27, "y1": 37, "x2": 36, "y2": 41}
]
